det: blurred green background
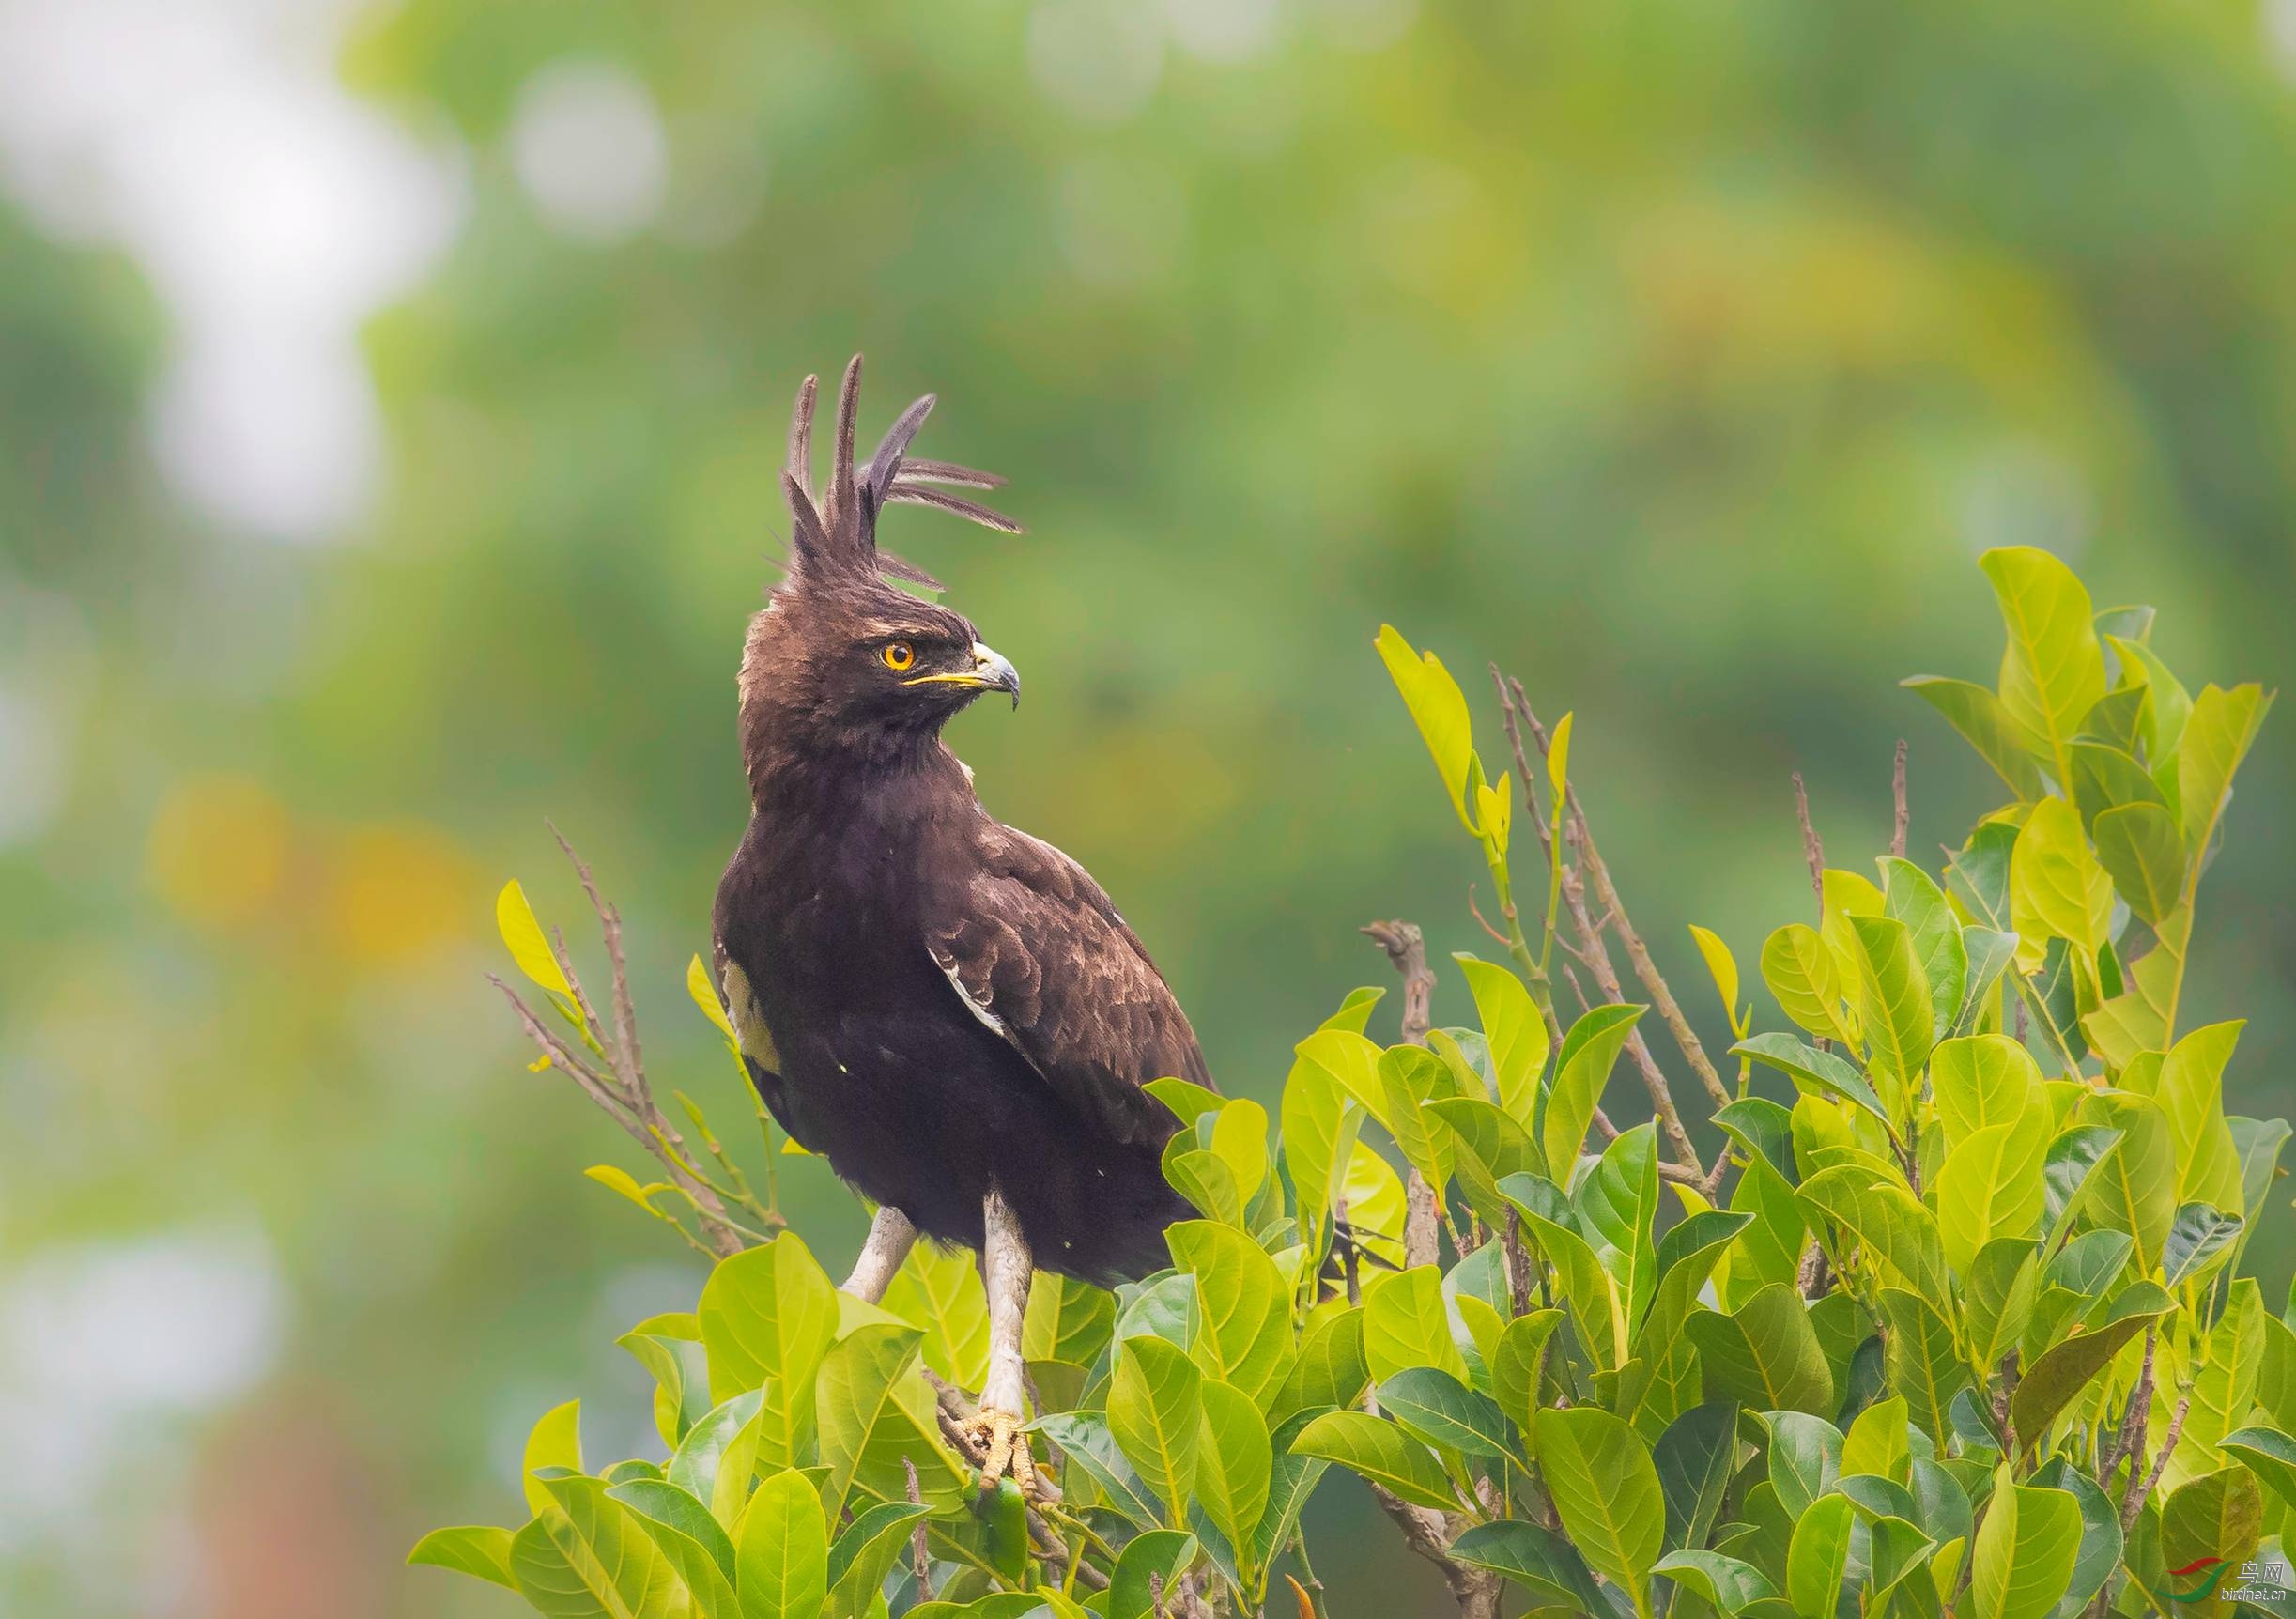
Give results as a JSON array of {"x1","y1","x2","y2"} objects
[{"x1": 3, "y1": 0, "x2": 2292, "y2": 1611}]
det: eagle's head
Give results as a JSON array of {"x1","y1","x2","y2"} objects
[{"x1": 739, "y1": 357, "x2": 1023, "y2": 786}]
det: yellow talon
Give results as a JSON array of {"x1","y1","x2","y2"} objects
[{"x1": 960, "y1": 1406, "x2": 1041, "y2": 1498}]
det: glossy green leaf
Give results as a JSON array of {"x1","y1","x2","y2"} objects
[
  {"x1": 698, "y1": 1233, "x2": 840, "y2": 1470},
  {"x1": 1033, "y1": 1411, "x2": 1163, "y2": 1530},
  {"x1": 1289, "y1": 1409, "x2": 1458, "y2": 1512},
  {"x1": 1903, "y1": 676, "x2": 2045, "y2": 800},
  {"x1": 2091, "y1": 802, "x2": 2183, "y2": 925},
  {"x1": 1379, "y1": 1366, "x2": 1512, "y2": 1460},
  {"x1": 1167, "y1": 1221, "x2": 1290, "y2": 1408},
  {"x1": 1937, "y1": 1113, "x2": 2048, "y2": 1277},
  {"x1": 1107, "y1": 1530, "x2": 1199, "y2": 1619},
  {"x1": 1876, "y1": 1287, "x2": 1970, "y2": 1445},
  {"x1": 1455, "y1": 952, "x2": 1550, "y2": 1128},
  {"x1": 516, "y1": 1473, "x2": 680, "y2": 1619},
  {"x1": 1109, "y1": 1334, "x2": 1204, "y2": 1527},
  {"x1": 1981, "y1": 545, "x2": 2107, "y2": 788},
  {"x1": 1881, "y1": 856, "x2": 1966, "y2": 1043},
  {"x1": 1760, "y1": 923, "x2": 1857, "y2": 1046},
  {"x1": 1377, "y1": 624, "x2": 1486, "y2": 833},
  {"x1": 812, "y1": 1320, "x2": 922, "y2": 1519},
  {"x1": 1194, "y1": 1380, "x2": 1271, "y2": 1581},
  {"x1": 2174, "y1": 682, "x2": 2271, "y2": 852},
  {"x1": 1849, "y1": 913, "x2": 1932, "y2": 1108},
  {"x1": 609, "y1": 1481, "x2": 739, "y2": 1619},
  {"x1": 1450, "y1": 1519, "x2": 1613, "y2": 1611},
  {"x1": 1653, "y1": 1400, "x2": 1738, "y2": 1556},
  {"x1": 1686, "y1": 1286, "x2": 1833, "y2": 1416},
  {"x1": 2026, "y1": 1458, "x2": 2119, "y2": 1619},
  {"x1": 523, "y1": 1400, "x2": 584, "y2": 1517},
  {"x1": 1931, "y1": 1035, "x2": 2040, "y2": 1149},
  {"x1": 1537, "y1": 1406, "x2": 1666, "y2": 1614},
  {"x1": 1362, "y1": 1263, "x2": 1471, "y2": 1385},
  {"x1": 733, "y1": 1469, "x2": 827, "y2": 1619},
  {"x1": 1544, "y1": 1003, "x2": 1644, "y2": 1179},
  {"x1": 408, "y1": 1525, "x2": 517, "y2": 1590},
  {"x1": 1732, "y1": 1033, "x2": 1890, "y2": 1136},
  {"x1": 2009, "y1": 1281, "x2": 2171, "y2": 1448},
  {"x1": 1783, "y1": 1492, "x2": 1853, "y2": 1619}
]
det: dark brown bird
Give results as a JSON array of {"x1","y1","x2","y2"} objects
[{"x1": 711, "y1": 357, "x2": 1209, "y2": 1488}]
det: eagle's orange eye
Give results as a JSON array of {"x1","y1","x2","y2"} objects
[{"x1": 882, "y1": 641, "x2": 915, "y2": 672}]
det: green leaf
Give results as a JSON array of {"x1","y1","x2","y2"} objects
[
  {"x1": 1163, "y1": 1144, "x2": 1241, "y2": 1226},
  {"x1": 813, "y1": 1320, "x2": 923, "y2": 1519},
  {"x1": 1764, "y1": 1411, "x2": 1844, "y2": 1519},
  {"x1": 1931, "y1": 1035, "x2": 2041, "y2": 1149},
  {"x1": 1455, "y1": 952, "x2": 1550, "y2": 1128},
  {"x1": 1576, "y1": 1121, "x2": 1661, "y2": 1338},
  {"x1": 1937, "y1": 1113, "x2": 2048, "y2": 1277},
  {"x1": 1109, "y1": 1334, "x2": 1205, "y2": 1527},
  {"x1": 668, "y1": 1391, "x2": 764, "y2": 1529},
  {"x1": 2161, "y1": 1278, "x2": 2266, "y2": 1494},
  {"x1": 1377, "y1": 624, "x2": 1486, "y2": 833},
  {"x1": 1022, "y1": 1276, "x2": 1112, "y2": 1380},
  {"x1": 2161, "y1": 1203, "x2": 2242, "y2": 1288},
  {"x1": 2091, "y1": 803, "x2": 2184, "y2": 925},
  {"x1": 1450, "y1": 1519, "x2": 1613, "y2": 1611},
  {"x1": 1653, "y1": 1400, "x2": 1739, "y2": 1556},
  {"x1": 1876, "y1": 1288, "x2": 1970, "y2": 1446},
  {"x1": 1795, "y1": 1167, "x2": 1949, "y2": 1307},
  {"x1": 1759, "y1": 924, "x2": 1857, "y2": 1046},
  {"x1": 1282, "y1": 1000, "x2": 1377, "y2": 1257},
  {"x1": 1980, "y1": 545, "x2": 2107, "y2": 789},
  {"x1": 408, "y1": 1525, "x2": 517, "y2": 1590},
  {"x1": 1271, "y1": 1306, "x2": 1367, "y2": 1427},
  {"x1": 2041, "y1": 1125, "x2": 2121, "y2": 1240},
  {"x1": 2026, "y1": 1458, "x2": 2120, "y2": 1619},
  {"x1": 523, "y1": 1400, "x2": 584, "y2": 1517},
  {"x1": 1489, "y1": 1308, "x2": 1563, "y2": 1437},
  {"x1": 2085, "y1": 1092, "x2": 2177, "y2": 1274},
  {"x1": 1252, "y1": 1409, "x2": 1333, "y2": 1588},
  {"x1": 1426, "y1": 1096, "x2": 1538, "y2": 1227},
  {"x1": 618, "y1": 1324, "x2": 714, "y2": 1451},
  {"x1": 1783, "y1": 1492, "x2": 1854, "y2": 1619},
  {"x1": 1107, "y1": 1530, "x2": 1199, "y2": 1619},
  {"x1": 2221, "y1": 1426, "x2": 2296, "y2": 1517},
  {"x1": 1502, "y1": 1177, "x2": 1627, "y2": 1371},
  {"x1": 698, "y1": 1233, "x2": 840, "y2": 1467},
  {"x1": 1881, "y1": 856, "x2": 1966, "y2": 1044},
  {"x1": 1033, "y1": 1411, "x2": 1163, "y2": 1529},
  {"x1": 883, "y1": 1240, "x2": 990, "y2": 1393},
  {"x1": 824, "y1": 1501, "x2": 929, "y2": 1619},
  {"x1": 1732, "y1": 1033, "x2": 1891, "y2": 1136},
  {"x1": 1689, "y1": 925, "x2": 1746, "y2": 1035},
  {"x1": 2174, "y1": 682, "x2": 2272, "y2": 853},
  {"x1": 2010, "y1": 1282, "x2": 2172, "y2": 1448},
  {"x1": 1207, "y1": 1097, "x2": 1271, "y2": 1207},
  {"x1": 609, "y1": 1481, "x2": 739, "y2": 1619},
  {"x1": 2010, "y1": 796, "x2": 2113, "y2": 967},
  {"x1": 1544, "y1": 1003, "x2": 1645, "y2": 1179},
  {"x1": 1638, "y1": 1210, "x2": 1753, "y2": 1360},
  {"x1": 1848, "y1": 913, "x2": 1933, "y2": 1112},
  {"x1": 1685, "y1": 1285, "x2": 1833, "y2": 1416},
  {"x1": 498, "y1": 879, "x2": 576, "y2": 997},
  {"x1": 1656, "y1": 1548, "x2": 1780, "y2": 1615},
  {"x1": 513, "y1": 1476, "x2": 681, "y2": 1619},
  {"x1": 1289, "y1": 1409, "x2": 1459, "y2": 1512},
  {"x1": 733, "y1": 1469, "x2": 827, "y2": 1619},
  {"x1": 2156, "y1": 1020, "x2": 2247, "y2": 1216},
  {"x1": 1166, "y1": 1221, "x2": 1290, "y2": 1409},
  {"x1": 1537, "y1": 1406, "x2": 1666, "y2": 1614},
  {"x1": 2160, "y1": 1465, "x2": 2265, "y2": 1599},
  {"x1": 1964, "y1": 1240, "x2": 2041, "y2": 1374},
  {"x1": 1379, "y1": 1366, "x2": 1513, "y2": 1460},
  {"x1": 1362, "y1": 1263, "x2": 1471, "y2": 1385},
  {"x1": 1842, "y1": 1395, "x2": 1912, "y2": 1484},
  {"x1": 1903, "y1": 676, "x2": 2045, "y2": 800},
  {"x1": 1957, "y1": 926, "x2": 2019, "y2": 1035},
  {"x1": 1194, "y1": 1380, "x2": 1272, "y2": 1583},
  {"x1": 1970, "y1": 1469, "x2": 2082, "y2": 1619}
]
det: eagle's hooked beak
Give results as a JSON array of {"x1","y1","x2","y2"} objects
[
  {"x1": 903, "y1": 642, "x2": 1022, "y2": 708},
  {"x1": 971, "y1": 643, "x2": 1022, "y2": 708}
]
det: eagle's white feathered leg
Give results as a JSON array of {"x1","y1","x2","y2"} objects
[
  {"x1": 964, "y1": 1186, "x2": 1040, "y2": 1494},
  {"x1": 841, "y1": 1204, "x2": 917, "y2": 1304}
]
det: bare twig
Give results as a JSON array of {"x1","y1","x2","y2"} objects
[
  {"x1": 492, "y1": 971, "x2": 748, "y2": 1258},
  {"x1": 1501, "y1": 680, "x2": 1726, "y2": 1185},
  {"x1": 902, "y1": 1457, "x2": 932, "y2": 1599},
  {"x1": 1466, "y1": 885, "x2": 1512, "y2": 948},
  {"x1": 2125, "y1": 1390, "x2": 2192, "y2": 1530},
  {"x1": 1364, "y1": 921, "x2": 1443, "y2": 1269},
  {"x1": 1793, "y1": 772, "x2": 1826, "y2": 923},
  {"x1": 1889, "y1": 741, "x2": 1909, "y2": 859}
]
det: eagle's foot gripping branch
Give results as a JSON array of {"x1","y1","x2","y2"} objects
[{"x1": 958, "y1": 1405, "x2": 1040, "y2": 1499}]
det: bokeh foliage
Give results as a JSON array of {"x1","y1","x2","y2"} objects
[{"x1": 5, "y1": 0, "x2": 2296, "y2": 1613}]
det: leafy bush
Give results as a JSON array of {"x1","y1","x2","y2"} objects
[{"x1": 416, "y1": 547, "x2": 2292, "y2": 1619}]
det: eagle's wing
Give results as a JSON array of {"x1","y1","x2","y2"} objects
[{"x1": 922, "y1": 823, "x2": 1212, "y2": 1147}]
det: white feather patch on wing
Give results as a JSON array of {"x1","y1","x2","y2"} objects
[{"x1": 930, "y1": 947, "x2": 1010, "y2": 1038}]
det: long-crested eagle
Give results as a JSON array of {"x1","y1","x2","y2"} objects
[{"x1": 712, "y1": 357, "x2": 1209, "y2": 1491}]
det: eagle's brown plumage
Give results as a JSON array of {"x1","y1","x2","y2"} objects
[{"x1": 712, "y1": 357, "x2": 1207, "y2": 1286}]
